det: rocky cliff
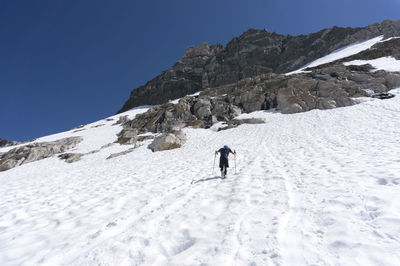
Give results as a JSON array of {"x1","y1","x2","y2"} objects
[{"x1": 118, "y1": 19, "x2": 400, "y2": 113}]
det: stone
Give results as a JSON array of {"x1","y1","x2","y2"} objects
[
  {"x1": 115, "y1": 115, "x2": 129, "y2": 124},
  {"x1": 383, "y1": 73, "x2": 400, "y2": 88},
  {"x1": 277, "y1": 88, "x2": 307, "y2": 114},
  {"x1": 148, "y1": 131, "x2": 186, "y2": 152},
  {"x1": 372, "y1": 92, "x2": 395, "y2": 99},
  {"x1": 107, "y1": 148, "x2": 136, "y2": 159},
  {"x1": 58, "y1": 153, "x2": 83, "y2": 163},
  {"x1": 0, "y1": 138, "x2": 9, "y2": 147},
  {"x1": 193, "y1": 98, "x2": 212, "y2": 119}
]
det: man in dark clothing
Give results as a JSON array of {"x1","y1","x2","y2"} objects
[{"x1": 215, "y1": 145, "x2": 236, "y2": 178}]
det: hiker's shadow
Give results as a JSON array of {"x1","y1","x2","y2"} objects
[{"x1": 192, "y1": 176, "x2": 222, "y2": 184}]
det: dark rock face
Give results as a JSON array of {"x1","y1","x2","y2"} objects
[
  {"x1": 118, "y1": 20, "x2": 400, "y2": 113},
  {"x1": 372, "y1": 92, "x2": 395, "y2": 99},
  {"x1": 0, "y1": 138, "x2": 9, "y2": 147},
  {"x1": 0, "y1": 137, "x2": 82, "y2": 171},
  {"x1": 0, "y1": 138, "x2": 19, "y2": 148}
]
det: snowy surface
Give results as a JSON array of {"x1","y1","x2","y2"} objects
[
  {"x1": 1, "y1": 87, "x2": 400, "y2": 265},
  {"x1": 344, "y1": 56, "x2": 400, "y2": 72},
  {"x1": 169, "y1": 92, "x2": 201, "y2": 104},
  {"x1": 286, "y1": 36, "x2": 384, "y2": 75},
  {"x1": 0, "y1": 106, "x2": 150, "y2": 154}
]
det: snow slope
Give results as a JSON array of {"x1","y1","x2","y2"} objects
[
  {"x1": 0, "y1": 106, "x2": 151, "y2": 154},
  {"x1": 286, "y1": 35, "x2": 384, "y2": 75},
  {"x1": 1, "y1": 87, "x2": 400, "y2": 265},
  {"x1": 344, "y1": 56, "x2": 400, "y2": 72}
]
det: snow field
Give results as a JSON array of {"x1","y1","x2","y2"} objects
[
  {"x1": 1, "y1": 90, "x2": 400, "y2": 265},
  {"x1": 286, "y1": 35, "x2": 384, "y2": 75},
  {"x1": 344, "y1": 56, "x2": 400, "y2": 72}
]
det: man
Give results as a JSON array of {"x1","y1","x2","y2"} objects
[{"x1": 215, "y1": 145, "x2": 236, "y2": 178}]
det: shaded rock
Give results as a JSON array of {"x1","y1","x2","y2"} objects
[
  {"x1": 277, "y1": 87, "x2": 311, "y2": 114},
  {"x1": 107, "y1": 148, "x2": 136, "y2": 159},
  {"x1": 91, "y1": 124, "x2": 105, "y2": 128},
  {"x1": 137, "y1": 135, "x2": 155, "y2": 142},
  {"x1": 117, "y1": 129, "x2": 138, "y2": 145},
  {"x1": 372, "y1": 92, "x2": 395, "y2": 99},
  {"x1": 0, "y1": 138, "x2": 9, "y2": 147},
  {"x1": 115, "y1": 115, "x2": 129, "y2": 125},
  {"x1": 239, "y1": 86, "x2": 266, "y2": 112},
  {"x1": 193, "y1": 98, "x2": 212, "y2": 119},
  {"x1": 0, "y1": 137, "x2": 82, "y2": 171},
  {"x1": 0, "y1": 138, "x2": 19, "y2": 148},
  {"x1": 148, "y1": 131, "x2": 186, "y2": 152},
  {"x1": 383, "y1": 73, "x2": 400, "y2": 88},
  {"x1": 58, "y1": 153, "x2": 83, "y2": 163},
  {"x1": 218, "y1": 118, "x2": 265, "y2": 131},
  {"x1": 317, "y1": 81, "x2": 354, "y2": 107}
]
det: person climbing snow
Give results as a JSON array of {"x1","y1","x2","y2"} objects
[{"x1": 215, "y1": 145, "x2": 236, "y2": 178}]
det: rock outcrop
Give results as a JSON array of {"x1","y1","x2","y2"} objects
[
  {"x1": 117, "y1": 64, "x2": 400, "y2": 148},
  {"x1": 118, "y1": 20, "x2": 400, "y2": 113},
  {"x1": 0, "y1": 138, "x2": 20, "y2": 148},
  {"x1": 0, "y1": 137, "x2": 82, "y2": 171}
]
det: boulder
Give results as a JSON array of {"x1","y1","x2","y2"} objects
[
  {"x1": 277, "y1": 87, "x2": 308, "y2": 114},
  {"x1": 372, "y1": 92, "x2": 395, "y2": 99},
  {"x1": 148, "y1": 131, "x2": 186, "y2": 152},
  {"x1": 58, "y1": 153, "x2": 83, "y2": 163},
  {"x1": 115, "y1": 115, "x2": 129, "y2": 125},
  {"x1": 193, "y1": 98, "x2": 212, "y2": 119},
  {"x1": 240, "y1": 86, "x2": 266, "y2": 113},
  {"x1": 383, "y1": 73, "x2": 400, "y2": 88}
]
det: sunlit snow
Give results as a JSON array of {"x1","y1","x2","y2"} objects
[
  {"x1": 1, "y1": 87, "x2": 400, "y2": 265},
  {"x1": 344, "y1": 56, "x2": 400, "y2": 72},
  {"x1": 286, "y1": 35, "x2": 384, "y2": 75}
]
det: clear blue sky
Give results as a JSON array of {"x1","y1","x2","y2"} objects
[{"x1": 1, "y1": 0, "x2": 399, "y2": 141}]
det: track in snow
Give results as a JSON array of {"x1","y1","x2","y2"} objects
[{"x1": 1, "y1": 90, "x2": 400, "y2": 265}]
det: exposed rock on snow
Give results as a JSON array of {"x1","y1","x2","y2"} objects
[
  {"x1": 0, "y1": 137, "x2": 82, "y2": 171},
  {"x1": 148, "y1": 131, "x2": 186, "y2": 152},
  {"x1": 372, "y1": 92, "x2": 395, "y2": 99},
  {"x1": 117, "y1": 64, "x2": 400, "y2": 145},
  {"x1": 0, "y1": 138, "x2": 20, "y2": 148},
  {"x1": 58, "y1": 153, "x2": 84, "y2": 163},
  {"x1": 106, "y1": 147, "x2": 136, "y2": 159},
  {"x1": 114, "y1": 115, "x2": 129, "y2": 125},
  {"x1": 2, "y1": 88, "x2": 400, "y2": 266},
  {"x1": 217, "y1": 118, "x2": 265, "y2": 131}
]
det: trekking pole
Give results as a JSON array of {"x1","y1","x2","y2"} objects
[
  {"x1": 212, "y1": 153, "x2": 216, "y2": 175},
  {"x1": 234, "y1": 150, "x2": 237, "y2": 174}
]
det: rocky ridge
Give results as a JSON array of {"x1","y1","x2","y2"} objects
[
  {"x1": 117, "y1": 61, "x2": 400, "y2": 148},
  {"x1": 118, "y1": 20, "x2": 400, "y2": 113}
]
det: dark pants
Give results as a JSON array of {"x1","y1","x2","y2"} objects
[{"x1": 219, "y1": 157, "x2": 229, "y2": 174}]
